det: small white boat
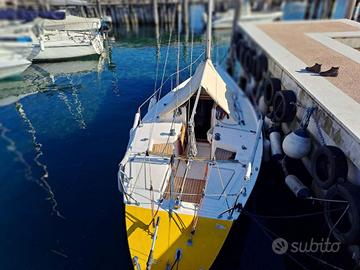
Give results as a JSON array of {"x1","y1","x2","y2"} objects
[
  {"x1": 118, "y1": 1, "x2": 263, "y2": 269},
  {"x1": 0, "y1": 14, "x2": 104, "y2": 62},
  {"x1": 40, "y1": 14, "x2": 102, "y2": 32},
  {"x1": 33, "y1": 30, "x2": 104, "y2": 61},
  {"x1": 0, "y1": 21, "x2": 41, "y2": 60},
  {"x1": 0, "y1": 49, "x2": 31, "y2": 80},
  {"x1": 206, "y1": 0, "x2": 282, "y2": 30}
]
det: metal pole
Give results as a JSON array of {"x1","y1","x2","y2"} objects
[{"x1": 206, "y1": 0, "x2": 213, "y2": 60}]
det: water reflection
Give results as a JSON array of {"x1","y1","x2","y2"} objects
[{"x1": 0, "y1": 57, "x2": 104, "y2": 107}]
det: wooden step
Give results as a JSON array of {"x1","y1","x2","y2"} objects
[{"x1": 164, "y1": 176, "x2": 206, "y2": 204}]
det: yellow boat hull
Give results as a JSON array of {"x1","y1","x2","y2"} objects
[{"x1": 125, "y1": 205, "x2": 233, "y2": 270}]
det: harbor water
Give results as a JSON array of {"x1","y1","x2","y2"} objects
[{"x1": 0, "y1": 5, "x2": 355, "y2": 270}]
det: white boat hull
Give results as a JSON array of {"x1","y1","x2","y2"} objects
[
  {"x1": 212, "y1": 11, "x2": 283, "y2": 29},
  {"x1": 0, "y1": 59, "x2": 31, "y2": 80},
  {"x1": 34, "y1": 32, "x2": 104, "y2": 61},
  {"x1": 34, "y1": 43, "x2": 98, "y2": 61}
]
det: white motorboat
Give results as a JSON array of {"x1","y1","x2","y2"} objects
[
  {"x1": 0, "y1": 49, "x2": 31, "y2": 80},
  {"x1": 33, "y1": 30, "x2": 104, "y2": 61},
  {"x1": 0, "y1": 21, "x2": 41, "y2": 60},
  {"x1": 0, "y1": 12, "x2": 104, "y2": 62},
  {"x1": 118, "y1": 0, "x2": 263, "y2": 269},
  {"x1": 40, "y1": 14, "x2": 102, "y2": 32},
  {"x1": 205, "y1": 0, "x2": 282, "y2": 30}
]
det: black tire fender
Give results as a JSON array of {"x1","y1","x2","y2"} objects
[
  {"x1": 312, "y1": 145, "x2": 348, "y2": 189},
  {"x1": 324, "y1": 183, "x2": 360, "y2": 244},
  {"x1": 272, "y1": 90, "x2": 297, "y2": 123},
  {"x1": 263, "y1": 77, "x2": 281, "y2": 106},
  {"x1": 254, "y1": 54, "x2": 268, "y2": 82}
]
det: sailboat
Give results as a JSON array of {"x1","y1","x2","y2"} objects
[{"x1": 118, "y1": 0, "x2": 263, "y2": 269}]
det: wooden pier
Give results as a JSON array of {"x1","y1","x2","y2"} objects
[{"x1": 2, "y1": 0, "x2": 238, "y2": 28}]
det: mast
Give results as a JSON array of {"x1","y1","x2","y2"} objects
[{"x1": 206, "y1": 0, "x2": 213, "y2": 60}]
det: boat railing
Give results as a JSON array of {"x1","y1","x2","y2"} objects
[
  {"x1": 136, "y1": 51, "x2": 205, "y2": 118},
  {"x1": 244, "y1": 118, "x2": 263, "y2": 181}
]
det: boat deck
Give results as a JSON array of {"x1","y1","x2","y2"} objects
[{"x1": 238, "y1": 19, "x2": 360, "y2": 169}]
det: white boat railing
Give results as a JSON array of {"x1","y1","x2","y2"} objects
[{"x1": 136, "y1": 51, "x2": 205, "y2": 119}]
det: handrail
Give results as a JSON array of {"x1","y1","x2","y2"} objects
[
  {"x1": 137, "y1": 51, "x2": 205, "y2": 113},
  {"x1": 244, "y1": 118, "x2": 263, "y2": 181}
]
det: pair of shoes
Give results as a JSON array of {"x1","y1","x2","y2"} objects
[{"x1": 305, "y1": 63, "x2": 339, "y2": 77}]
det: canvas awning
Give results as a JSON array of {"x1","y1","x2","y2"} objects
[{"x1": 156, "y1": 59, "x2": 232, "y2": 117}]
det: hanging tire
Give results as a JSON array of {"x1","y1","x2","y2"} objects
[
  {"x1": 312, "y1": 145, "x2": 348, "y2": 189},
  {"x1": 263, "y1": 77, "x2": 281, "y2": 106},
  {"x1": 240, "y1": 44, "x2": 249, "y2": 67},
  {"x1": 253, "y1": 54, "x2": 268, "y2": 82},
  {"x1": 324, "y1": 183, "x2": 360, "y2": 244},
  {"x1": 236, "y1": 40, "x2": 246, "y2": 62},
  {"x1": 272, "y1": 90, "x2": 297, "y2": 123},
  {"x1": 238, "y1": 76, "x2": 247, "y2": 91},
  {"x1": 234, "y1": 32, "x2": 244, "y2": 45},
  {"x1": 244, "y1": 49, "x2": 256, "y2": 73}
]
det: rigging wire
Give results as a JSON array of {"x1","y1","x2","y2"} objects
[{"x1": 245, "y1": 211, "x2": 344, "y2": 270}]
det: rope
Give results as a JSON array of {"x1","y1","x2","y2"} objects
[
  {"x1": 245, "y1": 211, "x2": 345, "y2": 270},
  {"x1": 145, "y1": 8, "x2": 177, "y2": 153},
  {"x1": 312, "y1": 108, "x2": 326, "y2": 146},
  {"x1": 294, "y1": 103, "x2": 325, "y2": 145},
  {"x1": 242, "y1": 206, "x2": 348, "y2": 220}
]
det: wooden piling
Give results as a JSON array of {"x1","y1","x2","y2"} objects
[
  {"x1": 312, "y1": 0, "x2": 321, "y2": 19},
  {"x1": 182, "y1": 0, "x2": 189, "y2": 33},
  {"x1": 346, "y1": 0, "x2": 357, "y2": 19},
  {"x1": 153, "y1": 0, "x2": 159, "y2": 26},
  {"x1": 304, "y1": 0, "x2": 312, "y2": 19}
]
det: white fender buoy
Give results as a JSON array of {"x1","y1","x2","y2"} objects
[
  {"x1": 131, "y1": 110, "x2": 141, "y2": 132},
  {"x1": 258, "y1": 95, "x2": 268, "y2": 116},
  {"x1": 269, "y1": 127, "x2": 283, "y2": 160},
  {"x1": 263, "y1": 115, "x2": 273, "y2": 131},
  {"x1": 282, "y1": 128, "x2": 311, "y2": 159},
  {"x1": 246, "y1": 76, "x2": 256, "y2": 96},
  {"x1": 285, "y1": 175, "x2": 310, "y2": 199},
  {"x1": 263, "y1": 138, "x2": 270, "y2": 162}
]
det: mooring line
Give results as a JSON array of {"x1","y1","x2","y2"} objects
[{"x1": 15, "y1": 102, "x2": 65, "y2": 219}]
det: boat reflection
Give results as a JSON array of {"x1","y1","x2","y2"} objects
[{"x1": 0, "y1": 57, "x2": 104, "y2": 107}]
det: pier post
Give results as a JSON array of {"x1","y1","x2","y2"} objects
[
  {"x1": 96, "y1": 0, "x2": 102, "y2": 18},
  {"x1": 153, "y1": 0, "x2": 159, "y2": 26},
  {"x1": 346, "y1": 0, "x2": 356, "y2": 19},
  {"x1": 312, "y1": 0, "x2": 321, "y2": 19},
  {"x1": 304, "y1": 0, "x2": 312, "y2": 19},
  {"x1": 183, "y1": 0, "x2": 189, "y2": 33}
]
